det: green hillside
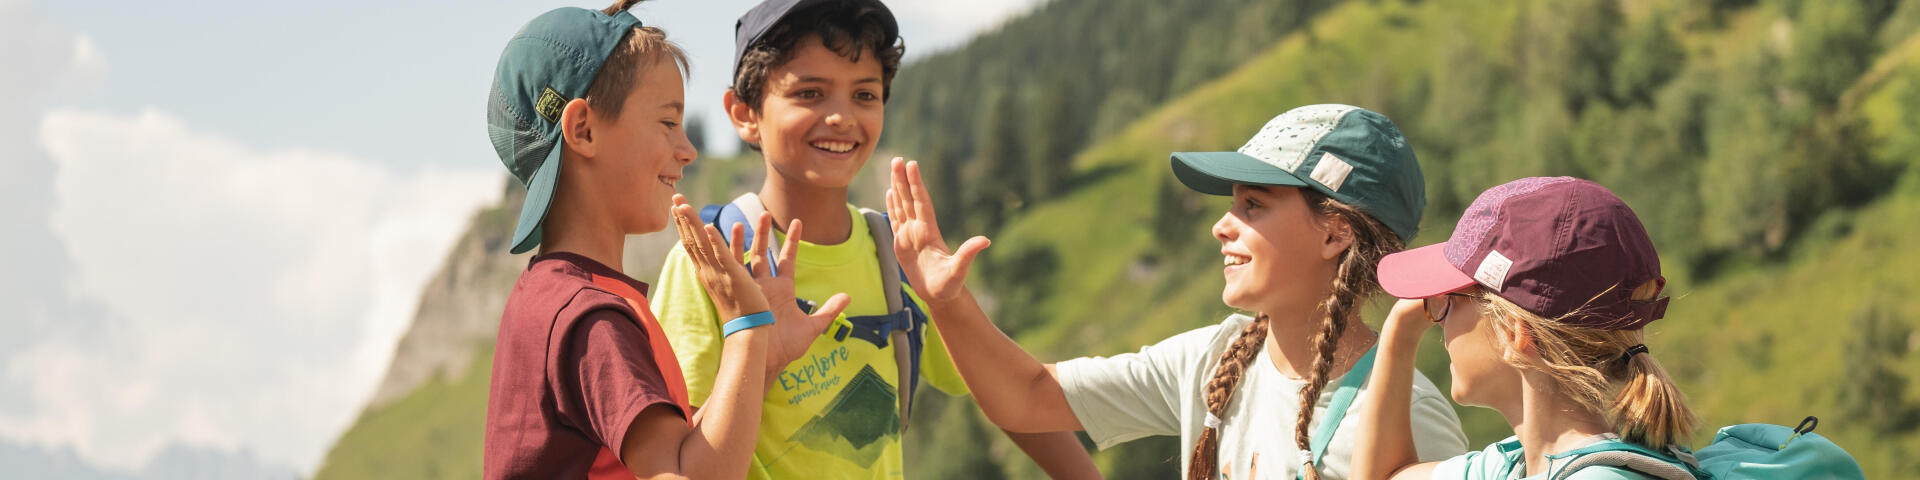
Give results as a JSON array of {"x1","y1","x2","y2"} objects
[{"x1": 317, "y1": 0, "x2": 1920, "y2": 478}]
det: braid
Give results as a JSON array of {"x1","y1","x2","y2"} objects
[
  {"x1": 1186, "y1": 314, "x2": 1271, "y2": 480},
  {"x1": 1292, "y1": 190, "x2": 1401, "y2": 480},
  {"x1": 1291, "y1": 259, "x2": 1362, "y2": 479}
]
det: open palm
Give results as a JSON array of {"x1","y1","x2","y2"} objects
[
  {"x1": 739, "y1": 212, "x2": 850, "y2": 372},
  {"x1": 885, "y1": 158, "x2": 990, "y2": 303},
  {"x1": 670, "y1": 197, "x2": 847, "y2": 373}
]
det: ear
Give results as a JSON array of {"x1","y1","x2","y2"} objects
[
  {"x1": 1318, "y1": 215, "x2": 1355, "y2": 261},
  {"x1": 1502, "y1": 320, "x2": 1538, "y2": 358},
  {"x1": 722, "y1": 89, "x2": 761, "y2": 148},
  {"x1": 560, "y1": 98, "x2": 598, "y2": 159}
]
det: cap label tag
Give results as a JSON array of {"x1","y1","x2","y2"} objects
[
  {"x1": 1474, "y1": 250, "x2": 1513, "y2": 290},
  {"x1": 535, "y1": 87, "x2": 566, "y2": 123},
  {"x1": 1309, "y1": 152, "x2": 1354, "y2": 191}
]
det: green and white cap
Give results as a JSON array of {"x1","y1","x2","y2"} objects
[{"x1": 1170, "y1": 104, "x2": 1427, "y2": 242}]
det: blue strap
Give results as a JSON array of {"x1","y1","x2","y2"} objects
[
  {"x1": 1297, "y1": 344, "x2": 1378, "y2": 480},
  {"x1": 700, "y1": 202, "x2": 777, "y2": 276},
  {"x1": 722, "y1": 311, "x2": 775, "y2": 337}
]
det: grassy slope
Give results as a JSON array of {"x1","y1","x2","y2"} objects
[{"x1": 313, "y1": 345, "x2": 493, "y2": 480}]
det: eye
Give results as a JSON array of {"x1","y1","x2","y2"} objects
[
  {"x1": 661, "y1": 120, "x2": 679, "y2": 129},
  {"x1": 856, "y1": 90, "x2": 880, "y2": 102},
  {"x1": 793, "y1": 88, "x2": 822, "y2": 100}
]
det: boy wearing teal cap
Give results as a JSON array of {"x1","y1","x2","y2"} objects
[{"x1": 481, "y1": 1, "x2": 848, "y2": 478}]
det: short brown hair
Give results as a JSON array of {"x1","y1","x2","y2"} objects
[
  {"x1": 585, "y1": 0, "x2": 691, "y2": 119},
  {"x1": 728, "y1": 1, "x2": 904, "y2": 111}
]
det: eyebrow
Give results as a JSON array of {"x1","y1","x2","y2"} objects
[
  {"x1": 794, "y1": 75, "x2": 884, "y2": 85},
  {"x1": 661, "y1": 101, "x2": 683, "y2": 114}
]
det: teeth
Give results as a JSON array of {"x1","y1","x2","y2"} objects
[
  {"x1": 1224, "y1": 255, "x2": 1249, "y2": 266},
  {"x1": 811, "y1": 140, "x2": 854, "y2": 153}
]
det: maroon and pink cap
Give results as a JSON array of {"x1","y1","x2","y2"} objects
[{"x1": 1378, "y1": 177, "x2": 1669, "y2": 330}]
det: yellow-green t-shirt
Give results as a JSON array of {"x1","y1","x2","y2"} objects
[{"x1": 651, "y1": 204, "x2": 968, "y2": 480}]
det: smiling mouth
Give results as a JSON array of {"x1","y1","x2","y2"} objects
[
  {"x1": 1223, "y1": 254, "x2": 1250, "y2": 267},
  {"x1": 658, "y1": 176, "x2": 680, "y2": 188},
  {"x1": 809, "y1": 139, "x2": 857, "y2": 153}
]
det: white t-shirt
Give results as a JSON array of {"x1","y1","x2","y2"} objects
[{"x1": 1056, "y1": 314, "x2": 1468, "y2": 479}]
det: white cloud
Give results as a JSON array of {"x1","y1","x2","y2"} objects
[
  {"x1": 71, "y1": 33, "x2": 104, "y2": 74},
  {"x1": 0, "y1": 108, "x2": 499, "y2": 473}
]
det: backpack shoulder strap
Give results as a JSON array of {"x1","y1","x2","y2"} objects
[
  {"x1": 861, "y1": 208, "x2": 904, "y2": 312},
  {"x1": 1549, "y1": 451, "x2": 1696, "y2": 480},
  {"x1": 700, "y1": 193, "x2": 778, "y2": 273},
  {"x1": 861, "y1": 208, "x2": 918, "y2": 428},
  {"x1": 1548, "y1": 441, "x2": 1700, "y2": 480},
  {"x1": 1296, "y1": 344, "x2": 1378, "y2": 480}
]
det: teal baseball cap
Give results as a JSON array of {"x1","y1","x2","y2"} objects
[
  {"x1": 486, "y1": 7, "x2": 642, "y2": 254},
  {"x1": 1171, "y1": 104, "x2": 1427, "y2": 242}
]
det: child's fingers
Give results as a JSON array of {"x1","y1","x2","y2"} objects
[
  {"x1": 885, "y1": 189, "x2": 904, "y2": 233},
  {"x1": 889, "y1": 157, "x2": 914, "y2": 220},
  {"x1": 701, "y1": 224, "x2": 730, "y2": 266},
  {"x1": 809, "y1": 293, "x2": 853, "y2": 328},
  {"x1": 951, "y1": 236, "x2": 992, "y2": 276},
  {"x1": 730, "y1": 221, "x2": 748, "y2": 259},
  {"x1": 747, "y1": 213, "x2": 773, "y2": 277},
  {"x1": 673, "y1": 205, "x2": 709, "y2": 262},
  {"x1": 906, "y1": 161, "x2": 933, "y2": 223},
  {"x1": 779, "y1": 219, "x2": 802, "y2": 277}
]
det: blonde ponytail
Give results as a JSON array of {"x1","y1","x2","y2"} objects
[{"x1": 1482, "y1": 279, "x2": 1699, "y2": 450}]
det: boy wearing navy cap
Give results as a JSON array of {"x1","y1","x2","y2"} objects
[{"x1": 649, "y1": 0, "x2": 1100, "y2": 478}]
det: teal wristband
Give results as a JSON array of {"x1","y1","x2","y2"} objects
[{"x1": 722, "y1": 311, "x2": 775, "y2": 337}]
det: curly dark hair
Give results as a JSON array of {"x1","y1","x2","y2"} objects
[{"x1": 729, "y1": 0, "x2": 904, "y2": 111}]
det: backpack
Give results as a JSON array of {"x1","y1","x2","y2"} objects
[
  {"x1": 1546, "y1": 416, "x2": 1867, "y2": 480},
  {"x1": 699, "y1": 193, "x2": 930, "y2": 428}
]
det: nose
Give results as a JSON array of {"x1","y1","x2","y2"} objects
[
  {"x1": 675, "y1": 127, "x2": 697, "y2": 166},
  {"x1": 824, "y1": 109, "x2": 856, "y2": 132},
  {"x1": 1212, "y1": 211, "x2": 1235, "y2": 243}
]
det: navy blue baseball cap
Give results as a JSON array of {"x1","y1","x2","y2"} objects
[
  {"x1": 486, "y1": 7, "x2": 642, "y2": 254},
  {"x1": 732, "y1": 0, "x2": 898, "y2": 80}
]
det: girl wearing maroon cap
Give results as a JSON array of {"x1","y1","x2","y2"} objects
[{"x1": 1351, "y1": 177, "x2": 1697, "y2": 480}]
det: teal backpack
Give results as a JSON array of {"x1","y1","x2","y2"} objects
[{"x1": 1547, "y1": 417, "x2": 1866, "y2": 480}]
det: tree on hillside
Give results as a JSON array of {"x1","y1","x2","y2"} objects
[
  {"x1": 965, "y1": 89, "x2": 1030, "y2": 231},
  {"x1": 1027, "y1": 79, "x2": 1078, "y2": 202}
]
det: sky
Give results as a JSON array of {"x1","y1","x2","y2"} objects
[{"x1": 0, "y1": 0, "x2": 1040, "y2": 476}]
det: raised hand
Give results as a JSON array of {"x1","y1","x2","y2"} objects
[
  {"x1": 885, "y1": 157, "x2": 990, "y2": 303},
  {"x1": 670, "y1": 194, "x2": 769, "y2": 321},
  {"x1": 741, "y1": 212, "x2": 851, "y2": 372},
  {"x1": 1385, "y1": 297, "x2": 1436, "y2": 342}
]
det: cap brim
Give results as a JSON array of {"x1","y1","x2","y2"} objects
[
  {"x1": 1378, "y1": 243, "x2": 1476, "y2": 299},
  {"x1": 509, "y1": 147, "x2": 563, "y2": 254},
  {"x1": 1170, "y1": 151, "x2": 1310, "y2": 196}
]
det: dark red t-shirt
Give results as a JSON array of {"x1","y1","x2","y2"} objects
[{"x1": 483, "y1": 252, "x2": 691, "y2": 479}]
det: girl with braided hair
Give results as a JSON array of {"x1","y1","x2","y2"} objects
[{"x1": 887, "y1": 105, "x2": 1468, "y2": 479}]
